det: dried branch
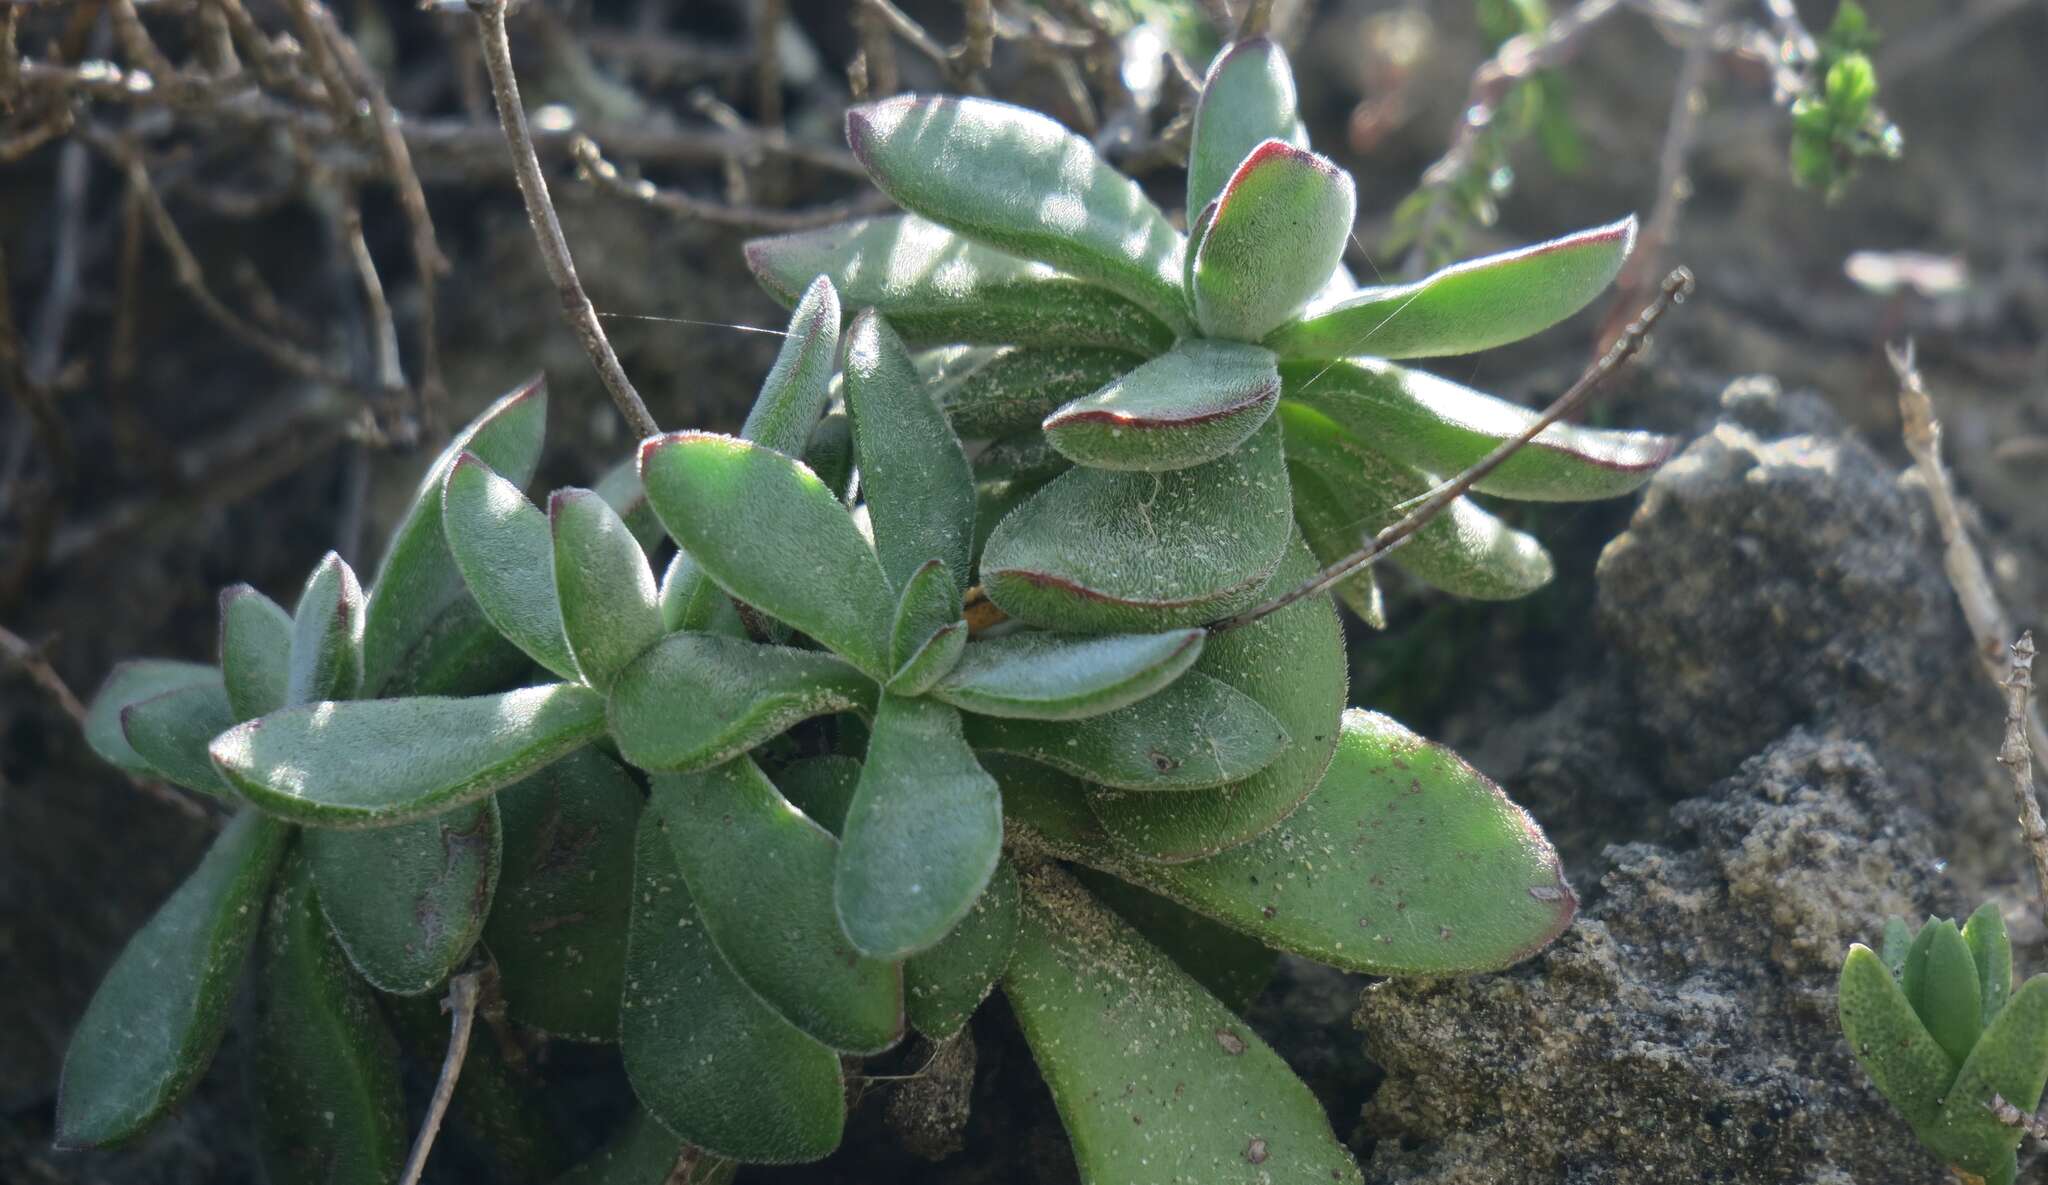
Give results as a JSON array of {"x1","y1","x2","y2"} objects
[
  {"x1": 397, "y1": 971, "x2": 481, "y2": 1185},
  {"x1": 572, "y1": 136, "x2": 889, "y2": 231},
  {"x1": 1997, "y1": 634, "x2": 2048, "y2": 924},
  {"x1": 465, "y1": 0, "x2": 659, "y2": 442},
  {"x1": 1208, "y1": 266, "x2": 1695, "y2": 634}
]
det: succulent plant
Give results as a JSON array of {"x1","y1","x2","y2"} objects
[
  {"x1": 59, "y1": 37, "x2": 1674, "y2": 1185},
  {"x1": 1840, "y1": 904, "x2": 2048, "y2": 1185}
]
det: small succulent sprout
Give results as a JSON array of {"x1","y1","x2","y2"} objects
[
  {"x1": 1185, "y1": 37, "x2": 1305, "y2": 218},
  {"x1": 286, "y1": 552, "x2": 365, "y2": 704},
  {"x1": 1189, "y1": 140, "x2": 1357, "y2": 342},
  {"x1": 1841, "y1": 905, "x2": 2048, "y2": 1185},
  {"x1": 550, "y1": 487, "x2": 664, "y2": 692},
  {"x1": 1040, "y1": 339, "x2": 1280, "y2": 472}
]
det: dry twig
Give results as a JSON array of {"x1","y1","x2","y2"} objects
[
  {"x1": 397, "y1": 971, "x2": 481, "y2": 1185},
  {"x1": 1997, "y1": 634, "x2": 2048, "y2": 924},
  {"x1": 572, "y1": 136, "x2": 889, "y2": 231},
  {"x1": 465, "y1": 0, "x2": 660, "y2": 442}
]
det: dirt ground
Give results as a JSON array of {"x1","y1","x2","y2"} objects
[{"x1": 3, "y1": 1, "x2": 2045, "y2": 1182}]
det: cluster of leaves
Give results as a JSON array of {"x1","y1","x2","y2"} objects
[
  {"x1": 1788, "y1": 1, "x2": 1903, "y2": 199},
  {"x1": 61, "y1": 37, "x2": 1673, "y2": 1185},
  {"x1": 1840, "y1": 905, "x2": 2048, "y2": 1185}
]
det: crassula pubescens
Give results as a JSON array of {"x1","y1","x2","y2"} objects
[{"x1": 60, "y1": 36, "x2": 1674, "y2": 1185}]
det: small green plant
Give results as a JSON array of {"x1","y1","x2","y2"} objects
[
  {"x1": 1788, "y1": 1, "x2": 1903, "y2": 199},
  {"x1": 60, "y1": 37, "x2": 1673, "y2": 1184},
  {"x1": 1840, "y1": 905, "x2": 2048, "y2": 1185}
]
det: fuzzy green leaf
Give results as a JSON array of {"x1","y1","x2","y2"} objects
[
  {"x1": 1075, "y1": 869, "x2": 1278, "y2": 1011},
  {"x1": 1931, "y1": 975, "x2": 2048, "y2": 1184},
  {"x1": 925, "y1": 344, "x2": 1140, "y2": 439},
  {"x1": 55, "y1": 811, "x2": 290, "y2": 1148},
  {"x1": 1187, "y1": 37, "x2": 1303, "y2": 218},
  {"x1": 1286, "y1": 462, "x2": 1388, "y2": 627},
  {"x1": 363, "y1": 378, "x2": 546, "y2": 696},
  {"x1": 210, "y1": 683, "x2": 606, "y2": 828},
  {"x1": 551, "y1": 488, "x2": 664, "y2": 691},
  {"x1": 1042, "y1": 340, "x2": 1281, "y2": 472},
  {"x1": 981, "y1": 413, "x2": 1292, "y2": 632},
  {"x1": 287, "y1": 552, "x2": 364, "y2": 705},
  {"x1": 1281, "y1": 358, "x2": 1675, "y2": 501},
  {"x1": 595, "y1": 455, "x2": 666, "y2": 556},
  {"x1": 84, "y1": 659, "x2": 219, "y2": 775},
  {"x1": 1125, "y1": 710, "x2": 1575, "y2": 973},
  {"x1": 220, "y1": 586, "x2": 292, "y2": 721},
  {"x1": 657, "y1": 550, "x2": 747, "y2": 639},
  {"x1": 746, "y1": 215, "x2": 1174, "y2": 354},
  {"x1": 963, "y1": 670, "x2": 1288, "y2": 792},
  {"x1": 608, "y1": 633, "x2": 875, "y2": 773},
  {"x1": 251, "y1": 855, "x2": 407, "y2": 1185},
  {"x1": 1903, "y1": 917, "x2": 1938, "y2": 1008},
  {"x1": 640, "y1": 432, "x2": 896, "y2": 678},
  {"x1": 558, "y1": 1109, "x2": 736, "y2": 1185},
  {"x1": 443, "y1": 453, "x2": 580, "y2": 681},
  {"x1": 774, "y1": 756, "x2": 864, "y2": 837},
  {"x1": 1881, "y1": 915, "x2": 1916, "y2": 975},
  {"x1": 486, "y1": 749, "x2": 641, "y2": 1041},
  {"x1": 887, "y1": 558, "x2": 967, "y2": 690},
  {"x1": 1280, "y1": 400, "x2": 1553, "y2": 599},
  {"x1": 741, "y1": 275, "x2": 843, "y2": 458},
  {"x1": 844, "y1": 309, "x2": 977, "y2": 589},
  {"x1": 1963, "y1": 902, "x2": 2014, "y2": 1026},
  {"x1": 121, "y1": 682, "x2": 238, "y2": 799},
  {"x1": 653, "y1": 761, "x2": 904, "y2": 1053},
  {"x1": 846, "y1": 96, "x2": 1190, "y2": 332},
  {"x1": 1088, "y1": 536, "x2": 1344, "y2": 860},
  {"x1": 1917, "y1": 920, "x2": 1984, "y2": 1068},
  {"x1": 303, "y1": 799, "x2": 501, "y2": 995},
  {"x1": 905, "y1": 859, "x2": 1019, "y2": 1039},
  {"x1": 933, "y1": 629, "x2": 1205, "y2": 721},
  {"x1": 1191, "y1": 141, "x2": 1355, "y2": 342},
  {"x1": 620, "y1": 810, "x2": 845, "y2": 1164},
  {"x1": 1838, "y1": 943, "x2": 1958, "y2": 1133},
  {"x1": 1264, "y1": 217, "x2": 1636, "y2": 360},
  {"x1": 836, "y1": 695, "x2": 1003, "y2": 959},
  {"x1": 1004, "y1": 865, "x2": 1363, "y2": 1185},
  {"x1": 802, "y1": 409, "x2": 856, "y2": 500}
]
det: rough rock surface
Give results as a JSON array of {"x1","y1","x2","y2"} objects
[{"x1": 1355, "y1": 379, "x2": 2013, "y2": 1184}]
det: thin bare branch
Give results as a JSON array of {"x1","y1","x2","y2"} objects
[
  {"x1": 397, "y1": 971, "x2": 481, "y2": 1185},
  {"x1": 465, "y1": 0, "x2": 660, "y2": 442},
  {"x1": 1208, "y1": 267, "x2": 1695, "y2": 634},
  {"x1": 1997, "y1": 634, "x2": 2048, "y2": 924},
  {"x1": 1233, "y1": 0, "x2": 1276, "y2": 41},
  {"x1": 572, "y1": 136, "x2": 889, "y2": 231}
]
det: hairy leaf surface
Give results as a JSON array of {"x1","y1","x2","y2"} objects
[
  {"x1": 1041, "y1": 340, "x2": 1280, "y2": 472},
  {"x1": 844, "y1": 310, "x2": 976, "y2": 589},
  {"x1": 609, "y1": 633, "x2": 875, "y2": 773},
  {"x1": 552, "y1": 488, "x2": 664, "y2": 691},
  {"x1": 443, "y1": 454, "x2": 579, "y2": 681},
  {"x1": 905, "y1": 859, "x2": 1019, "y2": 1039},
  {"x1": 933, "y1": 629, "x2": 1205, "y2": 721},
  {"x1": 304, "y1": 799, "x2": 501, "y2": 995}
]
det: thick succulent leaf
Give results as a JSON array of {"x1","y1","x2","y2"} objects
[
  {"x1": 1280, "y1": 400, "x2": 1553, "y2": 600},
  {"x1": 774, "y1": 756, "x2": 864, "y2": 837},
  {"x1": 210, "y1": 683, "x2": 606, "y2": 828},
  {"x1": 640, "y1": 432, "x2": 895, "y2": 678},
  {"x1": 552, "y1": 488, "x2": 664, "y2": 691},
  {"x1": 1838, "y1": 943, "x2": 1956, "y2": 1132},
  {"x1": 121, "y1": 683, "x2": 238, "y2": 800},
  {"x1": 220, "y1": 586, "x2": 292, "y2": 721},
  {"x1": 608, "y1": 633, "x2": 875, "y2": 773},
  {"x1": 1931, "y1": 975, "x2": 2048, "y2": 1180},
  {"x1": 905, "y1": 859, "x2": 1019, "y2": 1039},
  {"x1": 251, "y1": 855, "x2": 407, "y2": 1185},
  {"x1": 836, "y1": 695, "x2": 1003, "y2": 959},
  {"x1": 1004, "y1": 865, "x2": 1364, "y2": 1185},
  {"x1": 1187, "y1": 37, "x2": 1302, "y2": 217},
  {"x1": 1183, "y1": 199, "x2": 1215, "y2": 297},
  {"x1": 846, "y1": 97, "x2": 1190, "y2": 333},
  {"x1": 981, "y1": 414, "x2": 1292, "y2": 632},
  {"x1": 558, "y1": 1108, "x2": 736, "y2": 1185},
  {"x1": 740, "y1": 275, "x2": 842, "y2": 458},
  {"x1": 1128, "y1": 710, "x2": 1577, "y2": 973},
  {"x1": 844, "y1": 310, "x2": 977, "y2": 589},
  {"x1": 1285, "y1": 462, "x2": 1389, "y2": 627},
  {"x1": 933, "y1": 629, "x2": 1205, "y2": 721},
  {"x1": 595, "y1": 455, "x2": 665, "y2": 556},
  {"x1": 486, "y1": 749, "x2": 641, "y2": 1041},
  {"x1": 286, "y1": 552, "x2": 364, "y2": 705},
  {"x1": 1880, "y1": 916, "x2": 1916, "y2": 975},
  {"x1": 1916, "y1": 920, "x2": 1984, "y2": 1068},
  {"x1": 963, "y1": 670, "x2": 1287, "y2": 792},
  {"x1": 1963, "y1": 902, "x2": 2014, "y2": 1025},
  {"x1": 925, "y1": 344, "x2": 1140, "y2": 439},
  {"x1": 746, "y1": 215, "x2": 1173, "y2": 354},
  {"x1": 620, "y1": 810, "x2": 845, "y2": 1164},
  {"x1": 304, "y1": 798, "x2": 501, "y2": 995},
  {"x1": 1191, "y1": 141, "x2": 1356, "y2": 342},
  {"x1": 443, "y1": 454, "x2": 579, "y2": 681},
  {"x1": 657, "y1": 550, "x2": 747, "y2": 639},
  {"x1": 1264, "y1": 217, "x2": 1636, "y2": 359},
  {"x1": 84, "y1": 659, "x2": 219, "y2": 774},
  {"x1": 1075, "y1": 869, "x2": 1278, "y2": 1011},
  {"x1": 889, "y1": 623, "x2": 967, "y2": 698},
  {"x1": 1280, "y1": 358, "x2": 1675, "y2": 501},
  {"x1": 54, "y1": 811, "x2": 290, "y2": 1148},
  {"x1": 1041, "y1": 340, "x2": 1280, "y2": 472},
  {"x1": 1089, "y1": 535, "x2": 1345, "y2": 860},
  {"x1": 653, "y1": 761, "x2": 904, "y2": 1053},
  {"x1": 363, "y1": 378, "x2": 546, "y2": 696}
]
